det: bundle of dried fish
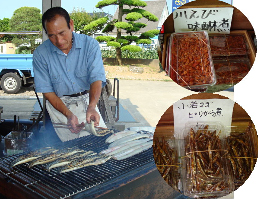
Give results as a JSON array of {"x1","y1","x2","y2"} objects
[
  {"x1": 184, "y1": 125, "x2": 233, "y2": 197},
  {"x1": 153, "y1": 136, "x2": 180, "y2": 192},
  {"x1": 227, "y1": 123, "x2": 257, "y2": 188}
]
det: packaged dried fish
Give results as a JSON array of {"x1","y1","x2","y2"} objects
[
  {"x1": 227, "y1": 122, "x2": 257, "y2": 189},
  {"x1": 181, "y1": 124, "x2": 234, "y2": 198}
]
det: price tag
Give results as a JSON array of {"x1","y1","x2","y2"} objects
[
  {"x1": 173, "y1": 99, "x2": 234, "y2": 139},
  {"x1": 173, "y1": 7, "x2": 234, "y2": 33}
]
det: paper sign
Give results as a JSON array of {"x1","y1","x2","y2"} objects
[
  {"x1": 173, "y1": 99, "x2": 234, "y2": 139},
  {"x1": 173, "y1": 7, "x2": 234, "y2": 33}
]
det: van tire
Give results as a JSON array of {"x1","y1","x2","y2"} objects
[{"x1": 1, "y1": 72, "x2": 22, "y2": 94}]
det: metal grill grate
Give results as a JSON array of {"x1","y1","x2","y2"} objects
[{"x1": 0, "y1": 134, "x2": 155, "y2": 199}]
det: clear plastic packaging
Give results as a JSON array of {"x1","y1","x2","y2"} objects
[
  {"x1": 213, "y1": 58, "x2": 251, "y2": 85},
  {"x1": 226, "y1": 122, "x2": 257, "y2": 189},
  {"x1": 169, "y1": 31, "x2": 216, "y2": 90},
  {"x1": 210, "y1": 34, "x2": 249, "y2": 56},
  {"x1": 180, "y1": 123, "x2": 234, "y2": 198}
]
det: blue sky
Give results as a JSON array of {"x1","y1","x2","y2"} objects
[{"x1": 0, "y1": 0, "x2": 172, "y2": 20}]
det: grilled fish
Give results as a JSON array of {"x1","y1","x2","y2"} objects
[
  {"x1": 60, "y1": 155, "x2": 112, "y2": 173},
  {"x1": 105, "y1": 131, "x2": 137, "y2": 143},
  {"x1": 45, "y1": 151, "x2": 96, "y2": 171},
  {"x1": 28, "y1": 147, "x2": 84, "y2": 168},
  {"x1": 108, "y1": 133, "x2": 151, "y2": 148},
  {"x1": 10, "y1": 147, "x2": 57, "y2": 167},
  {"x1": 103, "y1": 138, "x2": 151, "y2": 156},
  {"x1": 113, "y1": 142, "x2": 153, "y2": 160}
]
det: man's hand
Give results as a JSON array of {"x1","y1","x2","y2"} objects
[
  {"x1": 44, "y1": 92, "x2": 84, "y2": 134},
  {"x1": 86, "y1": 106, "x2": 100, "y2": 127},
  {"x1": 87, "y1": 80, "x2": 102, "y2": 127},
  {"x1": 67, "y1": 113, "x2": 85, "y2": 134}
]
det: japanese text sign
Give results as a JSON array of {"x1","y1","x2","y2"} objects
[
  {"x1": 173, "y1": 7, "x2": 234, "y2": 33},
  {"x1": 173, "y1": 99, "x2": 234, "y2": 139}
]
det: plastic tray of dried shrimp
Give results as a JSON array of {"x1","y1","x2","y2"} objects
[
  {"x1": 213, "y1": 57, "x2": 251, "y2": 86},
  {"x1": 226, "y1": 121, "x2": 258, "y2": 189},
  {"x1": 209, "y1": 34, "x2": 249, "y2": 57},
  {"x1": 180, "y1": 123, "x2": 234, "y2": 198},
  {"x1": 169, "y1": 31, "x2": 216, "y2": 91}
]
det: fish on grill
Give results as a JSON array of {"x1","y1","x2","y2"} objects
[
  {"x1": 108, "y1": 133, "x2": 151, "y2": 148},
  {"x1": 59, "y1": 154, "x2": 111, "y2": 173},
  {"x1": 102, "y1": 138, "x2": 151, "y2": 156},
  {"x1": 10, "y1": 147, "x2": 57, "y2": 167},
  {"x1": 105, "y1": 131, "x2": 137, "y2": 143},
  {"x1": 45, "y1": 151, "x2": 96, "y2": 171},
  {"x1": 84, "y1": 120, "x2": 113, "y2": 136},
  {"x1": 28, "y1": 147, "x2": 84, "y2": 168},
  {"x1": 113, "y1": 142, "x2": 153, "y2": 160}
]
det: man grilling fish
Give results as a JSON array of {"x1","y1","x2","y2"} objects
[{"x1": 33, "y1": 7, "x2": 106, "y2": 142}]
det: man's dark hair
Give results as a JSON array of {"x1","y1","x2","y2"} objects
[{"x1": 42, "y1": 7, "x2": 71, "y2": 33}]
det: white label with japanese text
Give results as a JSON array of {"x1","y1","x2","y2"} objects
[
  {"x1": 173, "y1": 99, "x2": 234, "y2": 139},
  {"x1": 173, "y1": 7, "x2": 234, "y2": 33}
]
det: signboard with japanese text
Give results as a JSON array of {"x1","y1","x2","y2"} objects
[
  {"x1": 173, "y1": 99, "x2": 234, "y2": 139},
  {"x1": 173, "y1": 7, "x2": 234, "y2": 33}
]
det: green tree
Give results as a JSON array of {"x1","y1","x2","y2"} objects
[
  {"x1": 84, "y1": 0, "x2": 160, "y2": 65},
  {"x1": 9, "y1": 7, "x2": 42, "y2": 53},
  {"x1": 0, "y1": 18, "x2": 14, "y2": 42},
  {"x1": 70, "y1": 8, "x2": 107, "y2": 34}
]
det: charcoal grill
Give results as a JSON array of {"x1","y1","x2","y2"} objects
[{"x1": 0, "y1": 134, "x2": 156, "y2": 199}]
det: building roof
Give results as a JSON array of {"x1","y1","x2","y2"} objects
[{"x1": 110, "y1": 0, "x2": 167, "y2": 35}]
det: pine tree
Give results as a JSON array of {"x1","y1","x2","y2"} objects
[{"x1": 84, "y1": 0, "x2": 160, "y2": 65}]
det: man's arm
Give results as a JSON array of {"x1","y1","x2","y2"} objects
[
  {"x1": 44, "y1": 92, "x2": 84, "y2": 133},
  {"x1": 86, "y1": 80, "x2": 102, "y2": 126}
]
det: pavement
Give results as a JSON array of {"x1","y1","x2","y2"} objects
[{"x1": 0, "y1": 79, "x2": 234, "y2": 129}]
